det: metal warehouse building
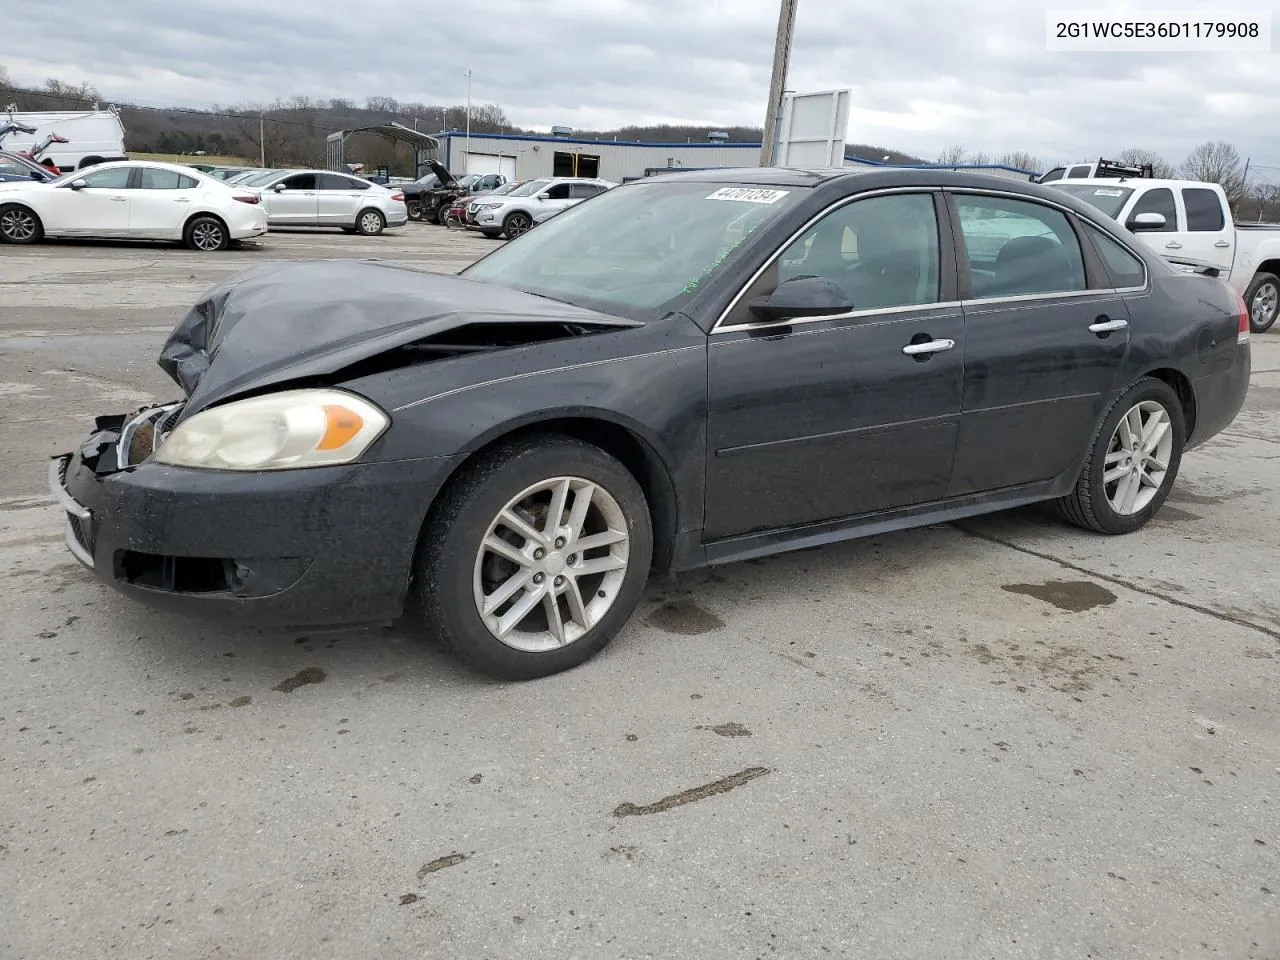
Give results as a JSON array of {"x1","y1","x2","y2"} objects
[
  {"x1": 437, "y1": 131, "x2": 1038, "y2": 184},
  {"x1": 437, "y1": 131, "x2": 764, "y2": 182}
]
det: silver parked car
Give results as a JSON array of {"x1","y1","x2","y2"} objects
[
  {"x1": 239, "y1": 169, "x2": 408, "y2": 235},
  {"x1": 466, "y1": 177, "x2": 614, "y2": 239}
]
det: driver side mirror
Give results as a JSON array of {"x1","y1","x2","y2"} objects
[
  {"x1": 1127, "y1": 211, "x2": 1166, "y2": 231},
  {"x1": 273, "y1": 183, "x2": 287, "y2": 192},
  {"x1": 537, "y1": 192, "x2": 551, "y2": 200},
  {"x1": 68, "y1": 178, "x2": 88, "y2": 190},
  {"x1": 748, "y1": 276, "x2": 855, "y2": 322}
]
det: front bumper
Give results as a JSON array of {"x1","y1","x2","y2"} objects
[{"x1": 50, "y1": 423, "x2": 454, "y2": 627}]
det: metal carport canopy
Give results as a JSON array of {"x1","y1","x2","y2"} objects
[{"x1": 324, "y1": 122, "x2": 441, "y2": 175}]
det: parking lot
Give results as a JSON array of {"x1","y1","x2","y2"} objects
[{"x1": 2, "y1": 226, "x2": 1278, "y2": 959}]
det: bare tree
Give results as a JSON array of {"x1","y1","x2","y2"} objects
[
  {"x1": 237, "y1": 105, "x2": 293, "y2": 166},
  {"x1": 1116, "y1": 148, "x2": 1177, "y2": 179},
  {"x1": 967, "y1": 150, "x2": 990, "y2": 166},
  {"x1": 937, "y1": 144, "x2": 966, "y2": 165},
  {"x1": 999, "y1": 151, "x2": 1041, "y2": 173},
  {"x1": 43, "y1": 77, "x2": 99, "y2": 103},
  {"x1": 0, "y1": 63, "x2": 10, "y2": 88},
  {"x1": 1182, "y1": 141, "x2": 1246, "y2": 206}
]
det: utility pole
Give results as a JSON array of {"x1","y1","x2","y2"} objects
[
  {"x1": 760, "y1": 0, "x2": 799, "y2": 167},
  {"x1": 465, "y1": 69, "x2": 472, "y2": 174},
  {"x1": 258, "y1": 111, "x2": 265, "y2": 167}
]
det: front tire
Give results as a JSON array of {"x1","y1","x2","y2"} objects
[
  {"x1": 417, "y1": 435, "x2": 653, "y2": 681},
  {"x1": 184, "y1": 215, "x2": 229, "y2": 252},
  {"x1": 1245, "y1": 271, "x2": 1279, "y2": 333},
  {"x1": 355, "y1": 208, "x2": 385, "y2": 236},
  {"x1": 502, "y1": 211, "x2": 532, "y2": 239},
  {"x1": 1056, "y1": 377, "x2": 1185, "y2": 535},
  {"x1": 0, "y1": 204, "x2": 43, "y2": 244}
]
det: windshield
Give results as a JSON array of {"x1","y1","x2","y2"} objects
[
  {"x1": 1051, "y1": 184, "x2": 1135, "y2": 219},
  {"x1": 462, "y1": 180, "x2": 807, "y2": 319},
  {"x1": 506, "y1": 178, "x2": 551, "y2": 198}
]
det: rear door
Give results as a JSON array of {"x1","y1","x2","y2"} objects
[
  {"x1": 946, "y1": 190, "x2": 1132, "y2": 496},
  {"x1": 317, "y1": 172, "x2": 371, "y2": 225},
  {"x1": 264, "y1": 172, "x2": 319, "y2": 225},
  {"x1": 1177, "y1": 185, "x2": 1235, "y2": 274},
  {"x1": 128, "y1": 167, "x2": 202, "y2": 238}
]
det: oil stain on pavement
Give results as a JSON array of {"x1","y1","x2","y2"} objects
[
  {"x1": 644, "y1": 600, "x2": 725, "y2": 635},
  {"x1": 1002, "y1": 580, "x2": 1117, "y2": 612},
  {"x1": 613, "y1": 766, "x2": 770, "y2": 818},
  {"x1": 417, "y1": 853, "x2": 468, "y2": 879},
  {"x1": 272, "y1": 667, "x2": 327, "y2": 693}
]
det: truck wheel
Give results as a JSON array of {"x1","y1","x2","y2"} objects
[
  {"x1": 1245, "y1": 271, "x2": 1279, "y2": 333},
  {"x1": 406, "y1": 200, "x2": 424, "y2": 221}
]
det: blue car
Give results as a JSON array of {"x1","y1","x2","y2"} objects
[{"x1": 0, "y1": 151, "x2": 57, "y2": 183}]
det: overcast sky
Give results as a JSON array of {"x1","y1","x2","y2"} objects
[{"x1": 3, "y1": 0, "x2": 1277, "y2": 174}]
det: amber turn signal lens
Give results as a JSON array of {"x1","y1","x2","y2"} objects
[{"x1": 317, "y1": 405, "x2": 365, "y2": 450}]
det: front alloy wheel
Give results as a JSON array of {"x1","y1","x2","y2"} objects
[
  {"x1": 503, "y1": 212, "x2": 532, "y2": 238},
  {"x1": 474, "y1": 477, "x2": 630, "y2": 652},
  {"x1": 418, "y1": 435, "x2": 653, "y2": 680},
  {"x1": 0, "y1": 205, "x2": 42, "y2": 244}
]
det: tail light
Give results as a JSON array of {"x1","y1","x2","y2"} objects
[
  {"x1": 391, "y1": 193, "x2": 404, "y2": 202},
  {"x1": 1238, "y1": 292, "x2": 1250, "y2": 344},
  {"x1": 233, "y1": 194, "x2": 260, "y2": 205}
]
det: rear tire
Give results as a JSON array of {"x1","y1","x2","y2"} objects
[
  {"x1": 1245, "y1": 271, "x2": 1279, "y2": 333},
  {"x1": 0, "y1": 204, "x2": 43, "y2": 244},
  {"x1": 417, "y1": 435, "x2": 653, "y2": 681},
  {"x1": 355, "y1": 208, "x2": 385, "y2": 236},
  {"x1": 183, "y1": 215, "x2": 229, "y2": 252},
  {"x1": 1056, "y1": 377, "x2": 1185, "y2": 535}
]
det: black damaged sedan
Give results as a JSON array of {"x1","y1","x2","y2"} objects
[{"x1": 52, "y1": 167, "x2": 1251, "y2": 680}]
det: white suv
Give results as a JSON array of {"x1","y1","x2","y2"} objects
[{"x1": 467, "y1": 177, "x2": 614, "y2": 239}]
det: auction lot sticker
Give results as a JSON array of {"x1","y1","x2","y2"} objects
[{"x1": 706, "y1": 188, "x2": 791, "y2": 203}]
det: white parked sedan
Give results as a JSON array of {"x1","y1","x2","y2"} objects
[
  {"x1": 0, "y1": 160, "x2": 267, "y2": 251},
  {"x1": 235, "y1": 169, "x2": 408, "y2": 235}
]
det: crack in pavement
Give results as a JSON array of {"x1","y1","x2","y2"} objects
[{"x1": 957, "y1": 525, "x2": 1280, "y2": 643}]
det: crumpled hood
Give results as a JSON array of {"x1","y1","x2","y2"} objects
[{"x1": 157, "y1": 260, "x2": 641, "y2": 416}]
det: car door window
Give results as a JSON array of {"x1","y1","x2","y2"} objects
[
  {"x1": 279, "y1": 173, "x2": 317, "y2": 190},
  {"x1": 544, "y1": 183, "x2": 572, "y2": 200},
  {"x1": 1068, "y1": 165, "x2": 1092, "y2": 178},
  {"x1": 955, "y1": 194, "x2": 1086, "y2": 298},
  {"x1": 1129, "y1": 188, "x2": 1176, "y2": 231},
  {"x1": 569, "y1": 183, "x2": 601, "y2": 199},
  {"x1": 319, "y1": 173, "x2": 368, "y2": 191},
  {"x1": 773, "y1": 192, "x2": 941, "y2": 310},
  {"x1": 1084, "y1": 224, "x2": 1147, "y2": 289},
  {"x1": 1182, "y1": 188, "x2": 1225, "y2": 231},
  {"x1": 1040, "y1": 168, "x2": 1066, "y2": 182},
  {"x1": 79, "y1": 167, "x2": 133, "y2": 189},
  {"x1": 138, "y1": 169, "x2": 197, "y2": 189},
  {"x1": 0, "y1": 157, "x2": 36, "y2": 178}
]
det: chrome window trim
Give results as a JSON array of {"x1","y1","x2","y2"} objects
[
  {"x1": 945, "y1": 185, "x2": 1152, "y2": 300},
  {"x1": 709, "y1": 186, "x2": 943, "y2": 335},
  {"x1": 710, "y1": 184, "x2": 1153, "y2": 336}
]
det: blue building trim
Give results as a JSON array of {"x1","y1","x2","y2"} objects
[{"x1": 436, "y1": 130, "x2": 762, "y2": 150}]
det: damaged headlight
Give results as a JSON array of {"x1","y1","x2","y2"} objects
[{"x1": 153, "y1": 389, "x2": 389, "y2": 471}]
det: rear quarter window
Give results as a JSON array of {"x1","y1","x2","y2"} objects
[
  {"x1": 1182, "y1": 188, "x2": 1225, "y2": 231},
  {"x1": 1084, "y1": 224, "x2": 1147, "y2": 289}
]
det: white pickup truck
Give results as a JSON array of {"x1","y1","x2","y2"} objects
[{"x1": 1050, "y1": 177, "x2": 1280, "y2": 333}]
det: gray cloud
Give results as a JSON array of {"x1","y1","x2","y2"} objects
[{"x1": 4, "y1": 0, "x2": 1277, "y2": 171}]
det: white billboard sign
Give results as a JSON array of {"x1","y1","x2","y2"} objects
[{"x1": 774, "y1": 89, "x2": 851, "y2": 168}]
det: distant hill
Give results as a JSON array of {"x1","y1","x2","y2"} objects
[{"x1": 1, "y1": 74, "x2": 923, "y2": 173}]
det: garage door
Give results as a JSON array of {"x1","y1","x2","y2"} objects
[{"x1": 464, "y1": 152, "x2": 517, "y2": 180}]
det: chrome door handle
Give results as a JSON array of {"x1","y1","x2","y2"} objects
[
  {"x1": 1214, "y1": 240, "x2": 1230, "y2": 248},
  {"x1": 109, "y1": 196, "x2": 127, "y2": 202},
  {"x1": 902, "y1": 338, "x2": 955, "y2": 356},
  {"x1": 173, "y1": 198, "x2": 189, "y2": 203},
  {"x1": 1089, "y1": 317, "x2": 1129, "y2": 333},
  {"x1": 1165, "y1": 241, "x2": 1182, "y2": 249}
]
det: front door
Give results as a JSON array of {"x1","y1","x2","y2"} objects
[
  {"x1": 704, "y1": 190, "x2": 964, "y2": 542},
  {"x1": 44, "y1": 165, "x2": 133, "y2": 235},
  {"x1": 316, "y1": 172, "x2": 368, "y2": 225},
  {"x1": 946, "y1": 191, "x2": 1131, "y2": 496},
  {"x1": 265, "y1": 172, "x2": 319, "y2": 225}
]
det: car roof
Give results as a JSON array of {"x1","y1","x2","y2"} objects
[{"x1": 1052, "y1": 177, "x2": 1214, "y2": 190}]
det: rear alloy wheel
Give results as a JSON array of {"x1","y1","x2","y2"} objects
[
  {"x1": 184, "y1": 216, "x2": 228, "y2": 252},
  {"x1": 1245, "y1": 271, "x2": 1279, "y2": 333},
  {"x1": 1056, "y1": 377, "x2": 1185, "y2": 535},
  {"x1": 418, "y1": 436, "x2": 653, "y2": 680},
  {"x1": 0, "y1": 205, "x2": 43, "y2": 244},
  {"x1": 355, "y1": 208, "x2": 385, "y2": 236},
  {"x1": 502, "y1": 211, "x2": 532, "y2": 239}
]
